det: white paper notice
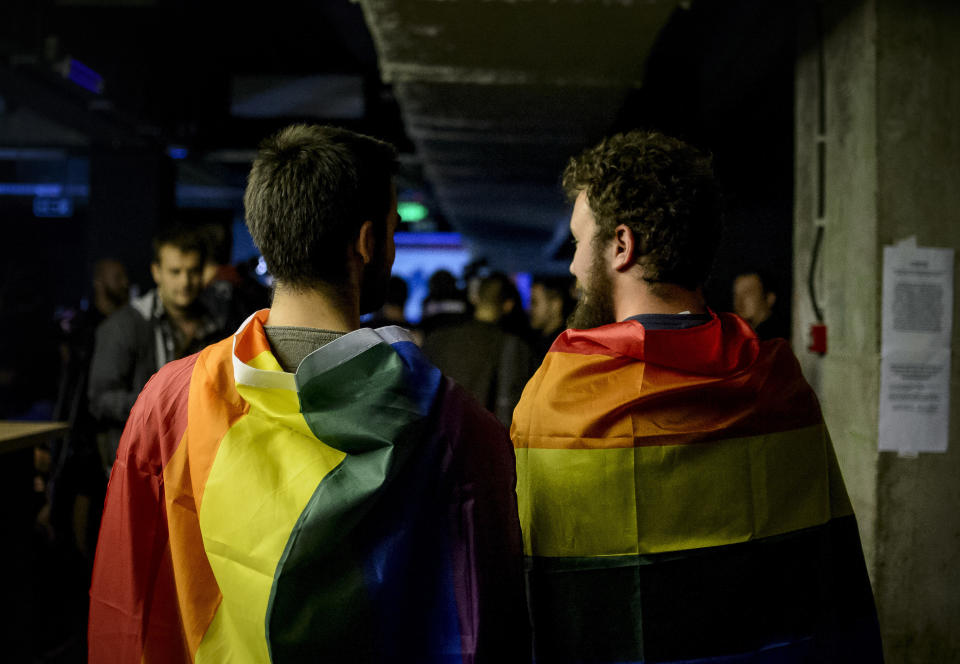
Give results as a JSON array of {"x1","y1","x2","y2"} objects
[
  {"x1": 878, "y1": 348, "x2": 951, "y2": 454},
  {"x1": 878, "y1": 239, "x2": 954, "y2": 456}
]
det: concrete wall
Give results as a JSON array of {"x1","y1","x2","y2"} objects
[
  {"x1": 794, "y1": 1, "x2": 960, "y2": 661},
  {"x1": 873, "y1": 2, "x2": 960, "y2": 661},
  {"x1": 794, "y1": 0, "x2": 881, "y2": 574}
]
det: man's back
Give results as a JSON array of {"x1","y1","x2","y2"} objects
[
  {"x1": 512, "y1": 313, "x2": 882, "y2": 663},
  {"x1": 90, "y1": 312, "x2": 528, "y2": 662}
]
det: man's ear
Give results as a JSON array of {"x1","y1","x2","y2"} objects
[
  {"x1": 150, "y1": 262, "x2": 161, "y2": 285},
  {"x1": 611, "y1": 224, "x2": 636, "y2": 272},
  {"x1": 354, "y1": 220, "x2": 377, "y2": 265},
  {"x1": 766, "y1": 291, "x2": 777, "y2": 309}
]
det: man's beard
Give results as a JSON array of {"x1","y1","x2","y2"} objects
[{"x1": 567, "y1": 253, "x2": 616, "y2": 329}]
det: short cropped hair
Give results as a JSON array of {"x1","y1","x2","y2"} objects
[
  {"x1": 152, "y1": 224, "x2": 207, "y2": 265},
  {"x1": 244, "y1": 124, "x2": 399, "y2": 289},
  {"x1": 562, "y1": 130, "x2": 721, "y2": 290}
]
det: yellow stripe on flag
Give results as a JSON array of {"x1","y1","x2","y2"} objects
[
  {"x1": 195, "y1": 379, "x2": 345, "y2": 663},
  {"x1": 246, "y1": 348, "x2": 284, "y2": 373},
  {"x1": 516, "y1": 423, "x2": 851, "y2": 557}
]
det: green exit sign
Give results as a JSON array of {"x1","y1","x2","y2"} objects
[{"x1": 397, "y1": 201, "x2": 428, "y2": 223}]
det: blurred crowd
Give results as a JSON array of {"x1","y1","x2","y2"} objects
[{"x1": 5, "y1": 218, "x2": 581, "y2": 658}]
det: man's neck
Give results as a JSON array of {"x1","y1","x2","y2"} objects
[
  {"x1": 266, "y1": 283, "x2": 359, "y2": 332},
  {"x1": 613, "y1": 278, "x2": 707, "y2": 320}
]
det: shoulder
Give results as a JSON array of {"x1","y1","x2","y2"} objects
[
  {"x1": 755, "y1": 337, "x2": 807, "y2": 381},
  {"x1": 118, "y1": 353, "x2": 200, "y2": 472},
  {"x1": 100, "y1": 298, "x2": 151, "y2": 334},
  {"x1": 139, "y1": 352, "x2": 202, "y2": 401},
  {"x1": 117, "y1": 336, "x2": 237, "y2": 472}
]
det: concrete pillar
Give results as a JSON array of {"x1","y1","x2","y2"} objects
[{"x1": 793, "y1": 1, "x2": 960, "y2": 661}]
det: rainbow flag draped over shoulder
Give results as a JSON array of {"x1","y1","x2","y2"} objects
[
  {"x1": 89, "y1": 311, "x2": 528, "y2": 663},
  {"x1": 511, "y1": 313, "x2": 883, "y2": 664}
]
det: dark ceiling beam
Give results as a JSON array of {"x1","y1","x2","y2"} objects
[{"x1": 356, "y1": 0, "x2": 681, "y2": 268}]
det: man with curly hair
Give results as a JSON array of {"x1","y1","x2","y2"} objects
[{"x1": 511, "y1": 130, "x2": 882, "y2": 663}]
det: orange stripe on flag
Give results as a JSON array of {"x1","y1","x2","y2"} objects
[
  {"x1": 232, "y1": 310, "x2": 272, "y2": 364},
  {"x1": 162, "y1": 337, "x2": 249, "y2": 657},
  {"x1": 513, "y1": 343, "x2": 821, "y2": 450}
]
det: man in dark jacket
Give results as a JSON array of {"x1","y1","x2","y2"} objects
[
  {"x1": 423, "y1": 272, "x2": 536, "y2": 427},
  {"x1": 87, "y1": 226, "x2": 223, "y2": 471}
]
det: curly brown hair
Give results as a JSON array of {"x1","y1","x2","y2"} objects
[{"x1": 562, "y1": 130, "x2": 721, "y2": 290}]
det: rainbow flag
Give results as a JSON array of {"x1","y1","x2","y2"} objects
[
  {"x1": 511, "y1": 313, "x2": 883, "y2": 664},
  {"x1": 89, "y1": 311, "x2": 529, "y2": 663}
]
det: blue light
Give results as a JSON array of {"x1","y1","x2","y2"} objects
[
  {"x1": 0, "y1": 183, "x2": 64, "y2": 197},
  {"x1": 168, "y1": 146, "x2": 189, "y2": 160},
  {"x1": 394, "y1": 232, "x2": 462, "y2": 248},
  {"x1": 67, "y1": 58, "x2": 104, "y2": 95},
  {"x1": 33, "y1": 197, "x2": 73, "y2": 218}
]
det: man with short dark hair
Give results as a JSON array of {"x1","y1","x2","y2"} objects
[
  {"x1": 89, "y1": 124, "x2": 528, "y2": 663},
  {"x1": 512, "y1": 130, "x2": 882, "y2": 663},
  {"x1": 527, "y1": 275, "x2": 571, "y2": 363},
  {"x1": 733, "y1": 268, "x2": 790, "y2": 340},
  {"x1": 88, "y1": 226, "x2": 222, "y2": 471},
  {"x1": 424, "y1": 272, "x2": 536, "y2": 427}
]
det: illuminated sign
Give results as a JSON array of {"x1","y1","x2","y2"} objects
[
  {"x1": 398, "y1": 201, "x2": 429, "y2": 223},
  {"x1": 33, "y1": 197, "x2": 74, "y2": 218}
]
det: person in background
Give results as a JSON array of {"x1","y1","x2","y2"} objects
[
  {"x1": 512, "y1": 130, "x2": 882, "y2": 663},
  {"x1": 198, "y1": 221, "x2": 272, "y2": 331},
  {"x1": 463, "y1": 257, "x2": 490, "y2": 313},
  {"x1": 52, "y1": 258, "x2": 130, "y2": 551},
  {"x1": 528, "y1": 274, "x2": 573, "y2": 364},
  {"x1": 732, "y1": 268, "x2": 790, "y2": 340},
  {"x1": 55, "y1": 257, "x2": 130, "y2": 463},
  {"x1": 423, "y1": 272, "x2": 536, "y2": 427},
  {"x1": 88, "y1": 124, "x2": 528, "y2": 663},
  {"x1": 87, "y1": 226, "x2": 224, "y2": 472},
  {"x1": 418, "y1": 268, "x2": 470, "y2": 336},
  {"x1": 91, "y1": 259, "x2": 131, "y2": 321},
  {"x1": 495, "y1": 272, "x2": 533, "y2": 341}
]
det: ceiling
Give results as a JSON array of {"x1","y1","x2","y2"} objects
[
  {"x1": 0, "y1": 0, "x2": 798, "y2": 278},
  {"x1": 357, "y1": 0, "x2": 679, "y2": 268}
]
